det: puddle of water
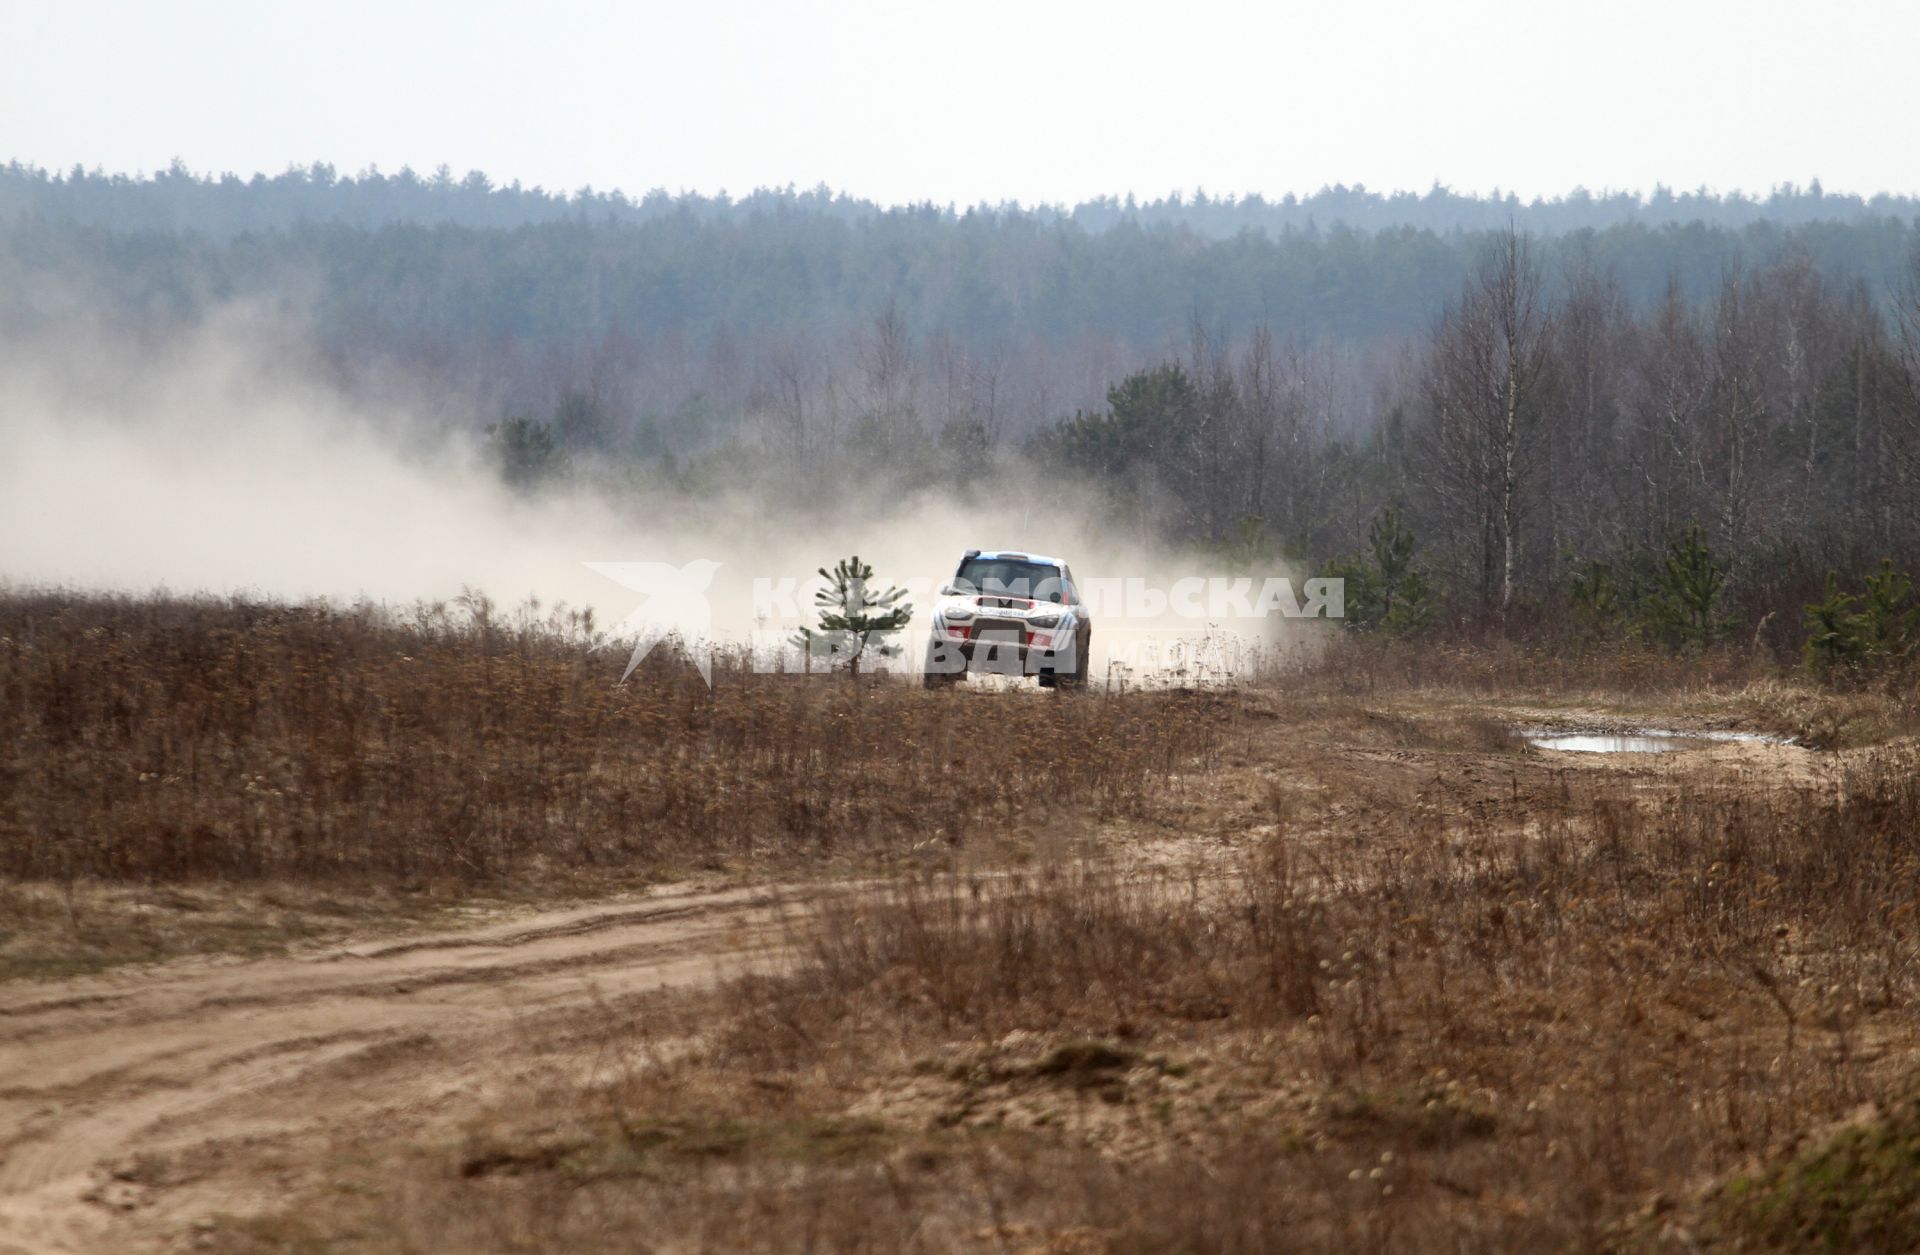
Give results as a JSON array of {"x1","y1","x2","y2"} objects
[
  {"x1": 1526, "y1": 733, "x2": 1690, "y2": 754},
  {"x1": 1518, "y1": 727, "x2": 1796, "y2": 754}
]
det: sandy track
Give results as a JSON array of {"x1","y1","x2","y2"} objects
[
  {"x1": 0, "y1": 725, "x2": 1827, "y2": 1254},
  {"x1": 0, "y1": 880, "x2": 826, "y2": 1255}
]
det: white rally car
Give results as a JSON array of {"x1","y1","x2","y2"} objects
[{"x1": 923, "y1": 550, "x2": 1092, "y2": 688}]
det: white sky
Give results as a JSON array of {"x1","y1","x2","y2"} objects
[{"x1": 3, "y1": 0, "x2": 1915, "y2": 206}]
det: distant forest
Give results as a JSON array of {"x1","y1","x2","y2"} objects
[
  {"x1": 7, "y1": 161, "x2": 1918, "y2": 237},
  {"x1": 7, "y1": 162, "x2": 1920, "y2": 654},
  {"x1": 3, "y1": 163, "x2": 1916, "y2": 445}
]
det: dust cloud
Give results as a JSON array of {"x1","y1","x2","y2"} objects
[{"x1": 0, "y1": 314, "x2": 1326, "y2": 680}]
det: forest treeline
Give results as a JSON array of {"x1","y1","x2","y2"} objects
[
  {"x1": 1037, "y1": 231, "x2": 1920, "y2": 665},
  {"x1": 3, "y1": 164, "x2": 1917, "y2": 451},
  {"x1": 7, "y1": 161, "x2": 1916, "y2": 237},
  {"x1": 6, "y1": 164, "x2": 1920, "y2": 661}
]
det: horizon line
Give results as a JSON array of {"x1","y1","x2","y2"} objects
[{"x1": 8, "y1": 158, "x2": 1918, "y2": 216}]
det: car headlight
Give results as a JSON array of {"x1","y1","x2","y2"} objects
[
  {"x1": 943, "y1": 604, "x2": 974, "y2": 622},
  {"x1": 1028, "y1": 612, "x2": 1062, "y2": 629}
]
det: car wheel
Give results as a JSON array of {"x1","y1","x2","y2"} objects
[
  {"x1": 923, "y1": 642, "x2": 964, "y2": 688},
  {"x1": 1053, "y1": 632, "x2": 1090, "y2": 691}
]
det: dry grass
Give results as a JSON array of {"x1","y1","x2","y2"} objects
[
  {"x1": 1295, "y1": 632, "x2": 1920, "y2": 751},
  {"x1": 0, "y1": 590, "x2": 1226, "y2": 888},
  {"x1": 222, "y1": 692, "x2": 1920, "y2": 1252},
  {"x1": 673, "y1": 747, "x2": 1920, "y2": 1249},
  {"x1": 18, "y1": 595, "x2": 1920, "y2": 1250},
  {"x1": 0, "y1": 590, "x2": 1228, "y2": 976},
  {"x1": 0, "y1": 878, "x2": 468, "y2": 980},
  {"x1": 1297, "y1": 633, "x2": 1782, "y2": 699}
]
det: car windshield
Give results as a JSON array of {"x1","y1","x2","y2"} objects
[{"x1": 953, "y1": 558, "x2": 1065, "y2": 602}]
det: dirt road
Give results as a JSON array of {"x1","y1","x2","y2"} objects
[
  {"x1": 0, "y1": 880, "x2": 821, "y2": 1255},
  {"x1": 0, "y1": 717, "x2": 1832, "y2": 1254}
]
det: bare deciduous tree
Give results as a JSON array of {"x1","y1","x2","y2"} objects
[{"x1": 1419, "y1": 227, "x2": 1554, "y2": 613}]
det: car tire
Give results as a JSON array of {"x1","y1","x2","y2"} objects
[
  {"x1": 923, "y1": 642, "x2": 964, "y2": 688},
  {"x1": 1049, "y1": 631, "x2": 1090, "y2": 691}
]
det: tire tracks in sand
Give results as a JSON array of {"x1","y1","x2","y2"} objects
[{"x1": 0, "y1": 879, "x2": 833, "y2": 1255}]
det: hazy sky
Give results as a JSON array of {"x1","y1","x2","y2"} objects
[{"x1": 4, "y1": 0, "x2": 1915, "y2": 206}]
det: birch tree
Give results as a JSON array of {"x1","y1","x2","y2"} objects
[{"x1": 1419, "y1": 227, "x2": 1554, "y2": 613}]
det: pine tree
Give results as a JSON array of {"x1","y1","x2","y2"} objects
[
  {"x1": 486, "y1": 416, "x2": 567, "y2": 492},
  {"x1": 1803, "y1": 560, "x2": 1917, "y2": 679},
  {"x1": 1323, "y1": 507, "x2": 1433, "y2": 635},
  {"x1": 1857, "y1": 559, "x2": 1918, "y2": 659},
  {"x1": 1803, "y1": 571, "x2": 1863, "y2": 676},
  {"x1": 1368, "y1": 507, "x2": 1435, "y2": 635},
  {"x1": 793, "y1": 556, "x2": 913, "y2": 679},
  {"x1": 1644, "y1": 524, "x2": 1727, "y2": 649}
]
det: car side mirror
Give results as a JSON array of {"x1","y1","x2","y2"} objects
[{"x1": 940, "y1": 584, "x2": 960, "y2": 596}]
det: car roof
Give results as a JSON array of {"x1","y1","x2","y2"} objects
[{"x1": 967, "y1": 550, "x2": 1066, "y2": 568}]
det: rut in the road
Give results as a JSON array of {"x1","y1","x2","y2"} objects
[{"x1": 0, "y1": 880, "x2": 821, "y2": 1255}]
